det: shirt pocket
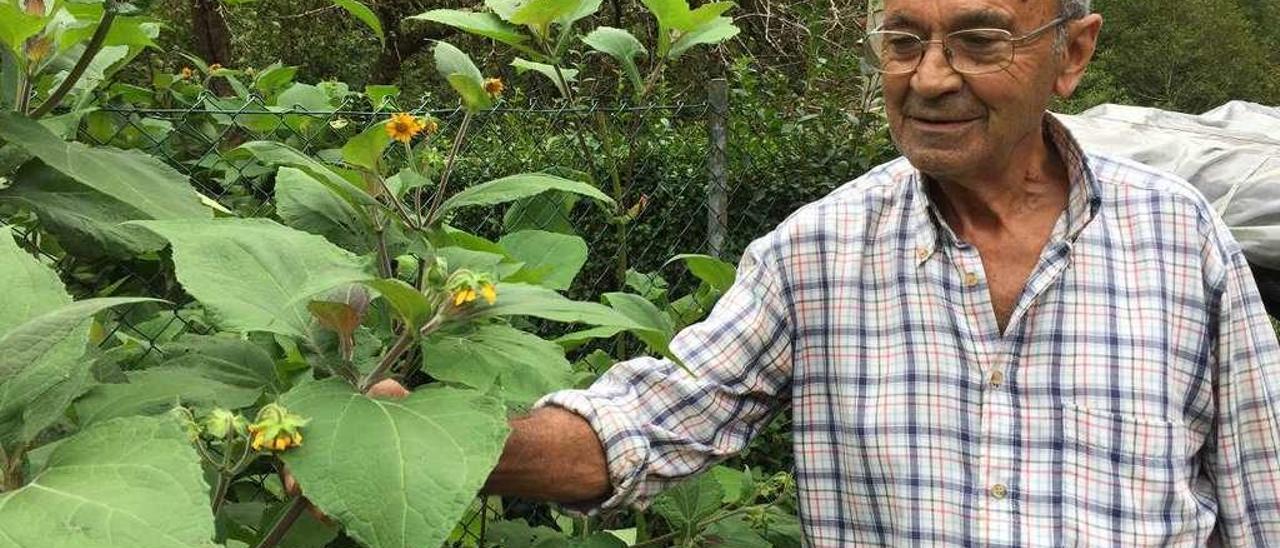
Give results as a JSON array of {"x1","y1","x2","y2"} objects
[{"x1": 1062, "y1": 404, "x2": 1193, "y2": 546}]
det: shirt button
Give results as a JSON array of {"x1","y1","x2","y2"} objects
[
  {"x1": 989, "y1": 370, "x2": 1004, "y2": 387},
  {"x1": 916, "y1": 247, "x2": 929, "y2": 261},
  {"x1": 963, "y1": 272, "x2": 979, "y2": 286},
  {"x1": 990, "y1": 483, "x2": 1008, "y2": 499}
]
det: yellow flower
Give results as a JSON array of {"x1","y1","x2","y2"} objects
[
  {"x1": 479, "y1": 283, "x2": 497, "y2": 305},
  {"x1": 248, "y1": 403, "x2": 308, "y2": 453},
  {"x1": 180, "y1": 67, "x2": 194, "y2": 80},
  {"x1": 484, "y1": 77, "x2": 505, "y2": 97},
  {"x1": 208, "y1": 63, "x2": 224, "y2": 72},
  {"x1": 385, "y1": 112, "x2": 424, "y2": 144},
  {"x1": 452, "y1": 287, "x2": 477, "y2": 306}
]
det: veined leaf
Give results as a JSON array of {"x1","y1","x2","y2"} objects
[
  {"x1": 280, "y1": 379, "x2": 509, "y2": 548},
  {"x1": 509, "y1": 0, "x2": 601, "y2": 34},
  {"x1": 409, "y1": 10, "x2": 529, "y2": 47},
  {"x1": 669, "y1": 16, "x2": 739, "y2": 59},
  {"x1": 0, "y1": 163, "x2": 168, "y2": 257},
  {"x1": 0, "y1": 226, "x2": 71, "y2": 338},
  {"x1": 130, "y1": 219, "x2": 374, "y2": 339},
  {"x1": 511, "y1": 57, "x2": 577, "y2": 98},
  {"x1": 0, "y1": 3, "x2": 44, "y2": 56},
  {"x1": 422, "y1": 324, "x2": 572, "y2": 407},
  {"x1": 363, "y1": 278, "x2": 435, "y2": 331},
  {"x1": 0, "y1": 416, "x2": 216, "y2": 547},
  {"x1": 642, "y1": 0, "x2": 734, "y2": 31},
  {"x1": 582, "y1": 27, "x2": 646, "y2": 96},
  {"x1": 239, "y1": 141, "x2": 381, "y2": 209},
  {"x1": 666, "y1": 253, "x2": 736, "y2": 292},
  {"x1": 439, "y1": 173, "x2": 613, "y2": 215},
  {"x1": 434, "y1": 41, "x2": 493, "y2": 112},
  {"x1": 275, "y1": 167, "x2": 374, "y2": 254},
  {"x1": 332, "y1": 0, "x2": 385, "y2": 46},
  {"x1": 477, "y1": 283, "x2": 642, "y2": 329},
  {"x1": 74, "y1": 367, "x2": 263, "y2": 428},
  {"x1": 0, "y1": 112, "x2": 210, "y2": 221},
  {"x1": 0, "y1": 297, "x2": 161, "y2": 446},
  {"x1": 652, "y1": 471, "x2": 724, "y2": 531},
  {"x1": 499, "y1": 230, "x2": 588, "y2": 290},
  {"x1": 340, "y1": 120, "x2": 391, "y2": 172}
]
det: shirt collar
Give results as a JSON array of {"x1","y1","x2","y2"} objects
[{"x1": 910, "y1": 112, "x2": 1102, "y2": 266}]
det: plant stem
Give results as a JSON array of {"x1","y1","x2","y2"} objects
[
  {"x1": 30, "y1": 4, "x2": 117, "y2": 118},
  {"x1": 423, "y1": 109, "x2": 473, "y2": 226},
  {"x1": 1, "y1": 445, "x2": 25, "y2": 491},
  {"x1": 211, "y1": 444, "x2": 234, "y2": 515},
  {"x1": 254, "y1": 495, "x2": 308, "y2": 548},
  {"x1": 372, "y1": 214, "x2": 393, "y2": 278}
]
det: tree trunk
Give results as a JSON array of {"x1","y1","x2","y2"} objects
[{"x1": 191, "y1": 0, "x2": 233, "y2": 94}]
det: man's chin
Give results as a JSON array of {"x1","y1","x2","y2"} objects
[{"x1": 898, "y1": 147, "x2": 980, "y2": 179}]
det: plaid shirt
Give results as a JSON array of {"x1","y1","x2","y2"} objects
[{"x1": 539, "y1": 115, "x2": 1280, "y2": 546}]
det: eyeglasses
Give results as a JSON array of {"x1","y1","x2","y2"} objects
[{"x1": 861, "y1": 17, "x2": 1066, "y2": 75}]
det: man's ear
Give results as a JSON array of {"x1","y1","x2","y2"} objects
[{"x1": 1053, "y1": 14, "x2": 1103, "y2": 98}]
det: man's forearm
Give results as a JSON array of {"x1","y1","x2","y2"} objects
[{"x1": 482, "y1": 405, "x2": 611, "y2": 503}]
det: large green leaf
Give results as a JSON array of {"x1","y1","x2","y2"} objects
[
  {"x1": 74, "y1": 368, "x2": 263, "y2": 428},
  {"x1": 422, "y1": 324, "x2": 572, "y2": 407},
  {"x1": 0, "y1": 162, "x2": 168, "y2": 257},
  {"x1": 239, "y1": 141, "x2": 380, "y2": 209},
  {"x1": 508, "y1": 0, "x2": 600, "y2": 34},
  {"x1": 510, "y1": 57, "x2": 577, "y2": 98},
  {"x1": 651, "y1": 471, "x2": 724, "y2": 532},
  {"x1": 666, "y1": 253, "x2": 736, "y2": 292},
  {"x1": 362, "y1": 279, "x2": 434, "y2": 331},
  {"x1": 582, "y1": 27, "x2": 646, "y2": 96},
  {"x1": 275, "y1": 167, "x2": 373, "y2": 254},
  {"x1": 332, "y1": 0, "x2": 385, "y2": 46},
  {"x1": 130, "y1": 219, "x2": 374, "y2": 339},
  {"x1": 279, "y1": 379, "x2": 510, "y2": 548},
  {"x1": 0, "y1": 226, "x2": 70, "y2": 338},
  {"x1": 440, "y1": 173, "x2": 613, "y2": 215},
  {"x1": 434, "y1": 41, "x2": 493, "y2": 112},
  {"x1": 642, "y1": 0, "x2": 734, "y2": 31},
  {"x1": 0, "y1": 416, "x2": 217, "y2": 547},
  {"x1": 0, "y1": 112, "x2": 210, "y2": 221},
  {"x1": 602, "y1": 292, "x2": 674, "y2": 348},
  {"x1": 409, "y1": 10, "x2": 529, "y2": 47},
  {"x1": 0, "y1": 297, "x2": 159, "y2": 446},
  {"x1": 0, "y1": 3, "x2": 44, "y2": 57},
  {"x1": 339, "y1": 121, "x2": 391, "y2": 172},
  {"x1": 477, "y1": 283, "x2": 641, "y2": 328},
  {"x1": 499, "y1": 230, "x2": 587, "y2": 290},
  {"x1": 159, "y1": 335, "x2": 282, "y2": 395},
  {"x1": 669, "y1": 16, "x2": 740, "y2": 59}
]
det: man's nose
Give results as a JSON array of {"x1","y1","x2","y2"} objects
[{"x1": 910, "y1": 42, "x2": 964, "y2": 98}]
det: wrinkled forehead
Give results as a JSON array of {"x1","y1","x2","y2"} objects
[{"x1": 877, "y1": 0, "x2": 1057, "y2": 32}]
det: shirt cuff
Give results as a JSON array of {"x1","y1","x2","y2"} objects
[{"x1": 534, "y1": 388, "x2": 651, "y2": 514}]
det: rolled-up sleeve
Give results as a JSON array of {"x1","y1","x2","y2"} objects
[
  {"x1": 536, "y1": 235, "x2": 794, "y2": 512},
  {"x1": 1206, "y1": 249, "x2": 1280, "y2": 546}
]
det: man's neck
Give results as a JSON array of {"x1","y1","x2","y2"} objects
[{"x1": 926, "y1": 124, "x2": 1070, "y2": 241}]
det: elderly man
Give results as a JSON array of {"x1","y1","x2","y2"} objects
[{"x1": 388, "y1": 0, "x2": 1280, "y2": 544}]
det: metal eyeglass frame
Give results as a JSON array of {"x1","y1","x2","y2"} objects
[{"x1": 864, "y1": 16, "x2": 1067, "y2": 75}]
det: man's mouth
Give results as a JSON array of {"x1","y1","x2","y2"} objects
[{"x1": 907, "y1": 115, "x2": 980, "y2": 131}]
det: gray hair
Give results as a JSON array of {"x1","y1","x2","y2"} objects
[{"x1": 1054, "y1": 0, "x2": 1091, "y2": 51}]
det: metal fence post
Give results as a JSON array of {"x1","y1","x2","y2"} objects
[{"x1": 706, "y1": 78, "x2": 729, "y2": 259}]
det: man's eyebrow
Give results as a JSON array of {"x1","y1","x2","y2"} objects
[
  {"x1": 881, "y1": 12, "x2": 924, "y2": 31},
  {"x1": 949, "y1": 9, "x2": 1014, "y2": 30}
]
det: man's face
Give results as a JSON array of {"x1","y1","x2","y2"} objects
[{"x1": 880, "y1": 0, "x2": 1069, "y2": 179}]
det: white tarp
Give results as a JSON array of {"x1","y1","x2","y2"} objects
[{"x1": 1058, "y1": 101, "x2": 1280, "y2": 270}]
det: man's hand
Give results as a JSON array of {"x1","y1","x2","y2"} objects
[{"x1": 278, "y1": 378, "x2": 410, "y2": 522}]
